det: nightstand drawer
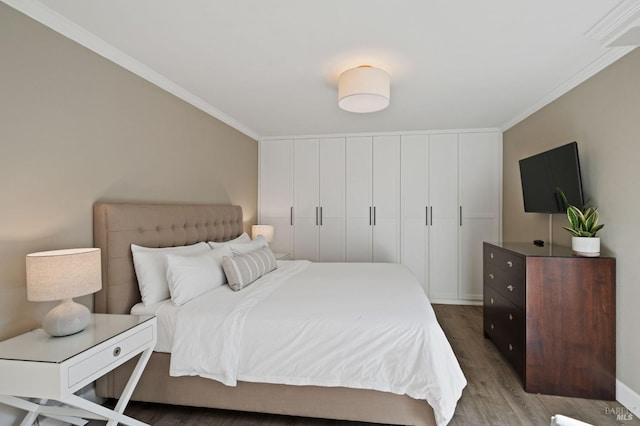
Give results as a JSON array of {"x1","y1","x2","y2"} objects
[{"x1": 67, "y1": 324, "x2": 154, "y2": 388}]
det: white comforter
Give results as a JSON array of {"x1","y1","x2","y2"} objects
[{"x1": 170, "y1": 261, "x2": 466, "y2": 426}]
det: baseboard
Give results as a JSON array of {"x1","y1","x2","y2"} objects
[
  {"x1": 430, "y1": 299, "x2": 483, "y2": 306},
  {"x1": 617, "y1": 379, "x2": 640, "y2": 418}
]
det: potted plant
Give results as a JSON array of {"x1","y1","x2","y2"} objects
[{"x1": 557, "y1": 188, "x2": 604, "y2": 256}]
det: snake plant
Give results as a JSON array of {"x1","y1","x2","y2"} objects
[{"x1": 557, "y1": 187, "x2": 604, "y2": 237}]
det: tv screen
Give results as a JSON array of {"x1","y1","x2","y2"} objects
[{"x1": 519, "y1": 142, "x2": 584, "y2": 213}]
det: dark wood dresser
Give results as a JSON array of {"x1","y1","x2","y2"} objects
[{"x1": 483, "y1": 242, "x2": 616, "y2": 400}]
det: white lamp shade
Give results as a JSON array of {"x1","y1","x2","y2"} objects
[
  {"x1": 338, "y1": 66, "x2": 390, "y2": 113},
  {"x1": 251, "y1": 225, "x2": 274, "y2": 243},
  {"x1": 26, "y1": 248, "x2": 102, "y2": 302}
]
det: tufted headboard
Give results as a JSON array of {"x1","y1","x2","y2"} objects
[{"x1": 93, "y1": 202, "x2": 243, "y2": 314}]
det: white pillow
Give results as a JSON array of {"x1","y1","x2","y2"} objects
[
  {"x1": 222, "y1": 246, "x2": 277, "y2": 291},
  {"x1": 166, "y1": 245, "x2": 232, "y2": 305},
  {"x1": 208, "y1": 232, "x2": 251, "y2": 249},
  {"x1": 131, "y1": 242, "x2": 210, "y2": 305},
  {"x1": 230, "y1": 235, "x2": 269, "y2": 255}
]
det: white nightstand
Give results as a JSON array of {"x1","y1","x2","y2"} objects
[
  {"x1": 274, "y1": 252, "x2": 290, "y2": 260},
  {"x1": 0, "y1": 314, "x2": 156, "y2": 426}
]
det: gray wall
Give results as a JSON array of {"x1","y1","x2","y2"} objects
[
  {"x1": 504, "y1": 47, "x2": 640, "y2": 401},
  {"x1": 0, "y1": 4, "x2": 258, "y2": 340}
]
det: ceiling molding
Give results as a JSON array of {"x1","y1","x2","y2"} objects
[
  {"x1": 260, "y1": 128, "x2": 503, "y2": 141},
  {"x1": 585, "y1": 0, "x2": 640, "y2": 46},
  {"x1": 500, "y1": 46, "x2": 636, "y2": 132},
  {"x1": 2, "y1": 0, "x2": 261, "y2": 141}
]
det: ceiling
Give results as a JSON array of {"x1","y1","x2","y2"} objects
[{"x1": 5, "y1": 1, "x2": 640, "y2": 139}]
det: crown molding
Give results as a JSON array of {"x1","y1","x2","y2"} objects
[
  {"x1": 500, "y1": 46, "x2": 635, "y2": 132},
  {"x1": 2, "y1": 0, "x2": 261, "y2": 141},
  {"x1": 585, "y1": 0, "x2": 640, "y2": 47},
  {"x1": 260, "y1": 127, "x2": 503, "y2": 141}
]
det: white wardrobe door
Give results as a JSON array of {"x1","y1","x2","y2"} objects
[
  {"x1": 259, "y1": 139, "x2": 293, "y2": 255},
  {"x1": 293, "y1": 139, "x2": 320, "y2": 261},
  {"x1": 428, "y1": 134, "x2": 459, "y2": 300},
  {"x1": 372, "y1": 136, "x2": 400, "y2": 263},
  {"x1": 459, "y1": 132, "x2": 502, "y2": 300},
  {"x1": 401, "y1": 135, "x2": 429, "y2": 290},
  {"x1": 318, "y1": 137, "x2": 346, "y2": 262},
  {"x1": 345, "y1": 136, "x2": 373, "y2": 262}
]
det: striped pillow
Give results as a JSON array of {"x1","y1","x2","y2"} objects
[{"x1": 222, "y1": 246, "x2": 277, "y2": 291}]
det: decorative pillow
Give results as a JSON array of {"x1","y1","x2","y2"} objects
[
  {"x1": 222, "y1": 246, "x2": 277, "y2": 291},
  {"x1": 208, "y1": 232, "x2": 251, "y2": 249},
  {"x1": 131, "y1": 242, "x2": 210, "y2": 305},
  {"x1": 166, "y1": 245, "x2": 232, "y2": 305},
  {"x1": 229, "y1": 235, "x2": 269, "y2": 255}
]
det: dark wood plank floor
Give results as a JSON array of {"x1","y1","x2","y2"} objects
[{"x1": 90, "y1": 305, "x2": 638, "y2": 425}]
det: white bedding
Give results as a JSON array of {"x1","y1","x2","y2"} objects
[{"x1": 167, "y1": 260, "x2": 466, "y2": 426}]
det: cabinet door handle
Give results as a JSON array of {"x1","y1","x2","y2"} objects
[
  {"x1": 506, "y1": 260, "x2": 513, "y2": 268},
  {"x1": 489, "y1": 273, "x2": 495, "y2": 280},
  {"x1": 459, "y1": 206, "x2": 462, "y2": 226},
  {"x1": 507, "y1": 284, "x2": 514, "y2": 292},
  {"x1": 320, "y1": 207, "x2": 323, "y2": 226},
  {"x1": 290, "y1": 207, "x2": 293, "y2": 226},
  {"x1": 315, "y1": 207, "x2": 318, "y2": 226},
  {"x1": 369, "y1": 206, "x2": 372, "y2": 226},
  {"x1": 425, "y1": 206, "x2": 428, "y2": 226},
  {"x1": 430, "y1": 206, "x2": 433, "y2": 226},
  {"x1": 373, "y1": 206, "x2": 376, "y2": 226}
]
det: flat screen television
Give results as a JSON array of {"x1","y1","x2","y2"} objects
[{"x1": 519, "y1": 141, "x2": 584, "y2": 213}]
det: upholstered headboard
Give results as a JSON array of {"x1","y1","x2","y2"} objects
[{"x1": 93, "y1": 202, "x2": 243, "y2": 314}]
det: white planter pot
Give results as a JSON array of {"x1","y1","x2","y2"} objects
[{"x1": 572, "y1": 237, "x2": 600, "y2": 257}]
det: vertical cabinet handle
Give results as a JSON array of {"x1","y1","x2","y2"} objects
[
  {"x1": 290, "y1": 206, "x2": 293, "y2": 226},
  {"x1": 425, "y1": 206, "x2": 428, "y2": 226},
  {"x1": 430, "y1": 206, "x2": 433, "y2": 226},
  {"x1": 315, "y1": 207, "x2": 319, "y2": 226},
  {"x1": 320, "y1": 207, "x2": 323, "y2": 226},
  {"x1": 373, "y1": 206, "x2": 376, "y2": 226},
  {"x1": 459, "y1": 206, "x2": 462, "y2": 226},
  {"x1": 369, "y1": 206, "x2": 372, "y2": 226}
]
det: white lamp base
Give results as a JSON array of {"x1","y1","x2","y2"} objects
[{"x1": 42, "y1": 298, "x2": 91, "y2": 337}]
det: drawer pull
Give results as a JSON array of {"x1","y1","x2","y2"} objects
[
  {"x1": 490, "y1": 252, "x2": 494, "y2": 259},
  {"x1": 490, "y1": 323, "x2": 495, "y2": 330},
  {"x1": 113, "y1": 347, "x2": 122, "y2": 357},
  {"x1": 490, "y1": 297, "x2": 494, "y2": 305},
  {"x1": 508, "y1": 314, "x2": 513, "y2": 321},
  {"x1": 507, "y1": 284, "x2": 514, "y2": 292},
  {"x1": 508, "y1": 344, "x2": 513, "y2": 352},
  {"x1": 489, "y1": 273, "x2": 495, "y2": 280},
  {"x1": 506, "y1": 260, "x2": 513, "y2": 268}
]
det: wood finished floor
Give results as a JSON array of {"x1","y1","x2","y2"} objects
[{"x1": 91, "y1": 305, "x2": 638, "y2": 426}]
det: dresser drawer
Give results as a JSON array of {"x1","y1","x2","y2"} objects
[
  {"x1": 484, "y1": 244, "x2": 525, "y2": 273},
  {"x1": 485, "y1": 263, "x2": 525, "y2": 308},
  {"x1": 484, "y1": 287, "x2": 525, "y2": 378},
  {"x1": 67, "y1": 324, "x2": 154, "y2": 388}
]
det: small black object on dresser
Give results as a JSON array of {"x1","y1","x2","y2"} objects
[{"x1": 483, "y1": 242, "x2": 616, "y2": 400}]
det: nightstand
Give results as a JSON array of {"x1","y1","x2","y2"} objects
[
  {"x1": 274, "y1": 252, "x2": 290, "y2": 260},
  {"x1": 0, "y1": 314, "x2": 156, "y2": 426}
]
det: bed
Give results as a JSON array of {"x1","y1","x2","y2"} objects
[{"x1": 93, "y1": 202, "x2": 465, "y2": 426}]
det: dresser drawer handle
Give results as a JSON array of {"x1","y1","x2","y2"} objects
[
  {"x1": 508, "y1": 314, "x2": 513, "y2": 321},
  {"x1": 508, "y1": 344, "x2": 513, "y2": 352},
  {"x1": 490, "y1": 297, "x2": 494, "y2": 305},
  {"x1": 490, "y1": 252, "x2": 494, "y2": 259},
  {"x1": 507, "y1": 284, "x2": 514, "y2": 292},
  {"x1": 489, "y1": 273, "x2": 495, "y2": 280},
  {"x1": 113, "y1": 347, "x2": 121, "y2": 357},
  {"x1": 490, "y1": 323, "x2": 495, "y2": 330},
  {"x1": 506, "y1": 260, "x2": 513, "y2": 268}
]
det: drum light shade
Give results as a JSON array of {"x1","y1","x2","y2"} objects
[{"x1": 338, "y1": 66, "x2": 390, "y2": 113}]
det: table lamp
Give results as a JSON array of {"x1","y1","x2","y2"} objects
[
  {"x1": 26, "y1": 248, "x2": 102, "y2": 337},
  {"x1": 251, "y1": 225, "x2": 274, "y2": 243}
]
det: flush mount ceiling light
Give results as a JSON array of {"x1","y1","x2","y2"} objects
[{"x1": 338, "y1": 65, "x2": 390, "y2": 113}]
